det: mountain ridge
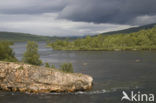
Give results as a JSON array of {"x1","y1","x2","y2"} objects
[
  {"x1": 0, "y1": 31, "x2": 77, "y2": 41},
  {"x1": 0, "y1": 23, "x2": 156, "y2": 41},
  {"x1": 100, "y1": 23, "x2": 156, "y2": 35}
]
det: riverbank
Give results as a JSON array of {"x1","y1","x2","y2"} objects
[{"x1": 48, "y1": 45, "x2": 156, "y2": 51}]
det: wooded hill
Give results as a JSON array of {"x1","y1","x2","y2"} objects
[{"x1": 49, "y1": 25, "x2": 156, "y2": 51}]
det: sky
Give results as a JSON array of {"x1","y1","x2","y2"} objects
[{"x1": 0, "y1": 0, "x2": 156, "y2": 37}]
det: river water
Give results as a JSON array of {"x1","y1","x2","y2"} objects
[{"x1": 0, "y1": 42, "x2": 156, "y2": 103}]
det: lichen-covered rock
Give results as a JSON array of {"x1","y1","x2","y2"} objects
[{"x1": 0, "y1": 61, "x2": 93, "y2": 93}]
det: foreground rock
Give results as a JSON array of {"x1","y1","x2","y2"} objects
[{"x1": 0, "y1": 61, "x2": 93, "y2": 93}]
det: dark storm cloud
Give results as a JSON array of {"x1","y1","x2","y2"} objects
[
  {"x1": 58, "y1": 0, "x2": 156, "y2": 24},
  {"x1": 1, "y1": 0, "x2": 156, "y2": 24}
]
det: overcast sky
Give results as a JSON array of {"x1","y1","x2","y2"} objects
[{"x1": 0, "y1": 0, "x2": 156, "y2": 36}]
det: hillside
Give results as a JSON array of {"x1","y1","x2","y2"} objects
[
  {"x1": 101, "y1": 23, "x2": 156, "y2": 35},
  {"x1": 49, "y1": 25, "x2": 156, "y2": 51},
  {"x1": 0, "y1": 32, "x2": 76, "y2": 41}
]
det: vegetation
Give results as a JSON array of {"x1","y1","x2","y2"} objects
[
  {"x1": 23, "y1": 41, "x2": 42, "y2": 65},
  {"x1": 0, "y1": 41, "x2": 17, "y2": 62},
  {"x1": 0, "y1": 32, "x2": 52, "y2": 41},
  {"x1": 18, "y1": 66, "x2": 24, "y2": 70},
  {"x1": 49, "y1": 26, "x2": 156, "y2": 51},
  {"x1": 45, "y1": 62, "x2": 50, "y2": 67},
  {"x1": 51, "y1": 64, "x2": 55, "y2": 68},
  {"x1": 45, "y1": 63, "x2": 56, "y2": 68},
  {"x1": 0, "y1": 40, "x2": 75, "y2": 73},
  {"x1": 60, "y1": 63, "x2": 74, "y2": 73},
  {"x1": 44, "y1": 62, "x2": 73, "y2": 73}
]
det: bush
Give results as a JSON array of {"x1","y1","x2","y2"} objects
[
  {"x1": 51, "y1": 64, "x2": 55, "y2": 68},
  {"x1": 60, "y1": 63, "x2": 74, "y2": 73},
  {"x1": 45, "y1": 63, "x2": 56, "y2": 68},
  {"x1": 23, "y1": 41, "x2": 42, "y2": 65},
  {"x1": 0, "y1": 41, "x2": 17, "y2": 62},
  {"x1": 45, "y1": 62, "x2": 50, "y2": 67}
]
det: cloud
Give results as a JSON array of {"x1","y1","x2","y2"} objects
[
  {"x1": 0, "y1": 0, "x2": 67, "y2": 14},
  {"x1": 131, "y1": 15, "x2": 156, "y2": 25},
  {"x1": 1, "y1": 0, "x2": 156, "y2": 25},
  {"x1": 58, "y1": 0, "x2": 156, "y2": 24},
  {"x1": 0, "y1": 13, "x2": 131, "y2": 36},
  {"x1": 0, "y1": 0, "x2": 155, "y2": 36}
]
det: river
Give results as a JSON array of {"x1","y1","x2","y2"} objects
[{"x1": 0, "y1": 42, "x2": 156, "y2": 103}]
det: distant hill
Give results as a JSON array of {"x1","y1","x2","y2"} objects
[
  {"x1": 0, "y1": 32, "x2": 76, "y2": 41},
  {"x1": 101, "y1": 23, "x2": 156, "y2": 35},
  {"x1": 1, "y1": 23, "x2": 156, "y2": 41}
]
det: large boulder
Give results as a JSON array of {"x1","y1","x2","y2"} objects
[{"x1": 0, "y1": 61, "x2": 93, "y2": 93}]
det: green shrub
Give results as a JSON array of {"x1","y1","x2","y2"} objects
[
  {"x1": 60, "y1": 63, "x2": 74, "y2": 73},
  {"x1": 45, "y1": 62, "x2": 50, "y2": 67},
  {"x1": 18, "y1": 66, "x2": 24, "y2": 70},
  {"x1": 0, "y1": 41, "x2": 17, "y2": 62},
  {"x1": 51, "y1": 64, "x2": 55, "y2": 68},
  {"x1": 22, "y1": 41, "x2": 42, "y2": 65}
]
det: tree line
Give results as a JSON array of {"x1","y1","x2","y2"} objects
[
  {"x1": 49, "y1": 26, "x2": 156, "y2": 51},
  {"x1": 0, "y1": 41, "x2": 73, "y2": 73}
]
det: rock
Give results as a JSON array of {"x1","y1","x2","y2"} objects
[
  {"x1": 136, "y1": 59, "x2": 141, "y2": 62},
  {"x1": 0, "y1": 61, "x2": 93, "y2": 93},
  {"x1": 82, "y1": 62, "x2": 88, "y2": 66}
]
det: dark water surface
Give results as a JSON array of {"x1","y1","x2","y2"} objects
[{"x1": 0, "y1": 42, "x2": 156, "y2": 103}]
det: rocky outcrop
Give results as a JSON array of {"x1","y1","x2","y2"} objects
[{"x1": 0, "y1": 61, "x2": 93, "y2": 93}]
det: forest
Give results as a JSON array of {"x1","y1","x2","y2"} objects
[{"x1": 49, "y1": 26, "x2": 156, "y2": 51}]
